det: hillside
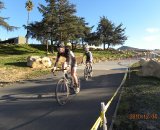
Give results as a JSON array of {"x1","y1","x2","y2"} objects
[
  {"x1": 0, "y1": 44, "x2": 134, "y2": 86},
  {"x1": 118, "y1": 46, "x2": 146, "y2": 52}
]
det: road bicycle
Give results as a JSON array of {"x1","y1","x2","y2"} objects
[
  {"x1": 84, "y1": 63, "x2": 93, "y2": 80},
  {"x1": 53, "y1": 69, "x2": 80, "y2": 105}
]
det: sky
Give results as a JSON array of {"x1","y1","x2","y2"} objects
[{"x1": 0, "y1": 0, "x2": 160, "y2": 50}]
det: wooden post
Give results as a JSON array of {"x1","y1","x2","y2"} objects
[{"x1": 101, "y1": 102, "x2": 107, "y2": 130}]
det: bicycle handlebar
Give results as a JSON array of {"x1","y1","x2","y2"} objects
[
  {"x1": 52, "y1": 68, "x2": 68, "y2": 76},
  {"x1": 55, "y1": 69, "x2": 67, "y2": 71}
]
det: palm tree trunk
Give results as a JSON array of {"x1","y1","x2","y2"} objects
[
  {"x1": 107, "y1": 43, "x2": 110, "y2": 49},
  {"x1": 26, "y1": 11, "x2": 29, "y2": 44}
]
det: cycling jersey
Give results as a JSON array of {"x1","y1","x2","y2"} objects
[
  {"x1": 54, "y1": 48, "x2": 77, "y2": 67},
  {"x1": 84, "y1": 51, "x2": 93, "y2": 62}
]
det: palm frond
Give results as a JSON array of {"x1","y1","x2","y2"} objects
[{"x1": 0, "y1": 17, "x2": 19, "y2": 31}]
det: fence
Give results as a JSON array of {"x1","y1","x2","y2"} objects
[{"x1": 90, "y1": 67, "x2": 129, "y2": 130}]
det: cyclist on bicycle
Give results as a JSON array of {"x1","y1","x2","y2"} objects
[
  {"x1": 81, "y1": 45, "x2": 93, "y2": 72},
  {"x1": 52, "y1": 42, "x2": 80, "y2": 93}
]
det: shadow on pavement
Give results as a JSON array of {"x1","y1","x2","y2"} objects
[{"x1": 0, "y1": 70, "x2": 125, "y2": 130}]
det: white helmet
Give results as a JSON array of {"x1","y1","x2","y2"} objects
[{"x1": 85, "y1": 45, "x2": 89, "y2": 51}]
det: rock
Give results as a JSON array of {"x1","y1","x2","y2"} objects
[
  {"x1": 41, "y1": 57, "x2": 52, "y2": 68},
  {"x1": 139, "y1": 58, "x2": 148, "y2": 66},
  {"x1": 27, "y1": 56, "x2": 41, "y2": 67},
  {"x1": 27, "y1": 56, "x2": 52, "y2": 68},
  {"x1": 140, "y1": 60, "x2": 160, "y2": 78}
]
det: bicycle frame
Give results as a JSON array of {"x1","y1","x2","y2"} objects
[
  {"x1": 84, "y1": 63, "x2": 92, "y2": 80},
  {"x1": 86, "y1": 63, "x2": 92, "y2": 70},
  {"x1": 54, "y1": 69, "x2": 80, "y2": 105}
]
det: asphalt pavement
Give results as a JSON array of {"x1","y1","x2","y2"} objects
[{"x1": 0, "y1": 59, "x2": 138, "y2": 130}]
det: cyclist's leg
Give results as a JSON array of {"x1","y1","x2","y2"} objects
[
  {"x1": 89, "y1": 62, "x2": 92, "y2": 72},
  {"x1": 90, "y1": 62, "x2": 93, "y2": 77},
  {"x1": 71, "y1": 66, "x2": 78, "y2": 86},
  {"x1": 62, "y1": 62, "x2": 68, "y2": 72},
  {"x1": 62, "y1": 62, "x2": 69, "y2": 78},
  {"x1": 71, "y1": 65, "x2": 80, "y2": 93},
  {"x1": 85, "y1": 61, "x2": 89, "y2": 71}
]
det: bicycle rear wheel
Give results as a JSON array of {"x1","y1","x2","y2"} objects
[{"x1": 55, "y1": 79, "x2": 69, "y2": 105}]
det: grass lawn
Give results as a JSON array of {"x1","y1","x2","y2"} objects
[
  {"x1": 113, "y1": 62, "x2": 160, "y2": 130},
  {"x1": 0, "y1": 44, "x2": 134, "y2": 86}
]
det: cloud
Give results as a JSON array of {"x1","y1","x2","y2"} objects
[{"x1": 146, "y1": 28, "x2": 160, "y2": 33}]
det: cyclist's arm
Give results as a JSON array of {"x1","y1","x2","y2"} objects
[
  {"x1": 89, "y1": 51, "x2": 93, "y2": 63},
  {"x1": 54, "y1": 53, "x2": 60, "y2": 68},
  {"x1": 51, "y1": 53, "x2": 60, "y2": 72},
  {"x1": 65, "y1": 49, "x2": 73, "y2": 67}
]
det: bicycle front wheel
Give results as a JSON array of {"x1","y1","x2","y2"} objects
[
  {"x1": 84, "y1": 67, "x2": 89, "y2": 80},
  {"x1": 55, "y1": 79, "x2": 69, "y2": 105},
  {"x1": 88, "y1": 65, "x2": 93, "y2": 77}
]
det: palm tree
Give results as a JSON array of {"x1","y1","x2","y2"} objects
[
  {"x1": 0, "y1": 1, "x2": 16, "y2": 31},
  {"x1": 25, "y1": 0, "x2": 34, "y2": 44}
]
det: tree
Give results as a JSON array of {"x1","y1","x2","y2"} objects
[
  {"x1": 37, "y1": 0, "x2": 91, "y2": 52},
  {"x1": 23, "y1": 20, "x2": 51, "y2": 53},
  {"x1": 97, "y1": 16, "x2": 127, "y2": 49},
  {"x1": 84, "y1": 32, "x2": 101, "y2": 46},
  {"x1": 112, "y1": 23, "x2": 127, "y2": 47},
  {"x1": 76, "y1": 18, "x2": 91, "y2": 45},
  {"x1": 26, "y1": 0, "x2": 91, "y2": 51},
  {"x1": 97, "y1": 16, "x2": 114, "y2": 50},
  {"x1": 38, "y1": 0, "x2": 77, "y2": 52},
  {"x1": 25, "y1": 0, "x2": 34, "y2": 44},
  {"x1": 69, "y1": 17, "x2": 91, "y2": 49},
  {"x1": 24, "y1": 21, "x2": 46, "y2": 41},
  {"x1": 0, "y1": 1, "x2": 17, "y2": 31}
]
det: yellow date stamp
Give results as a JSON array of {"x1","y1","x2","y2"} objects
[{"x1": 128, "y1": 113, "x2": 158, "y2": 120}]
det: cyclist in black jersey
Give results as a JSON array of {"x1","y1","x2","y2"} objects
[
  {"x1": 82, "y1": 45, "x2": 93, "y2": 64},
  {"x1": 82, "y1": 45, "x2": 93, "y2": 73},
  {"x1": 52, "y1": 42, "x2": 80, "y2": 93}
]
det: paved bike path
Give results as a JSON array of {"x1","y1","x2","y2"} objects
[{"x1": 0, "y1": 60, "x2": 137, "y2": 130}]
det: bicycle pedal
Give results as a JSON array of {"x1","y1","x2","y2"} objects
[{"x1": 69, "y1": 88, "x2": 75, "y2": 95}]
